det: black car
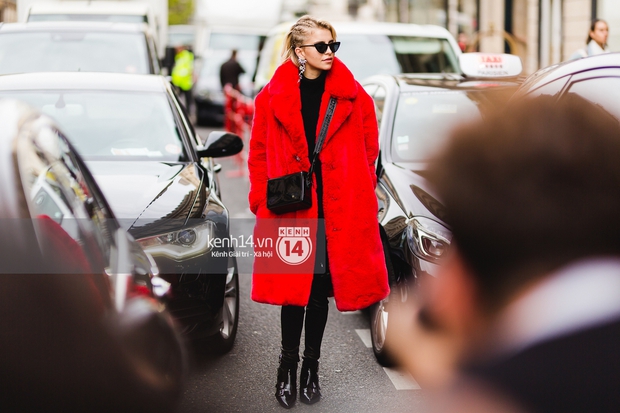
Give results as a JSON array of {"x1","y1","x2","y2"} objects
[
  {"x1": 0, "y1": 99, "x2": 185, "y2": 410},
  {"x1": 0, "y1": 21, "x2": 161, "y2": 75},
  {"x1": 511, "y1": 52, "x2": 620, "y2": 119},
  {"x1": 0, "y1": 72, "x2": 244, "y2": 352},
  {"x1": 363, "y1": 55, "x2": 522, "y2": 365}
]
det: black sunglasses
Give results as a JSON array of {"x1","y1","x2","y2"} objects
[{"x1": 298, "y1": 41, "x2": 341, "y2": 54}]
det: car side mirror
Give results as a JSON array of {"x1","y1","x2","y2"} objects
[{"x1": 196, "y1": 131, "x2": 243, "y2": 158}]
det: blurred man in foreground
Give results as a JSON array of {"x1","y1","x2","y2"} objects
[{"x1": 388, "y1": 95, "x2": 620, "y2": 413}]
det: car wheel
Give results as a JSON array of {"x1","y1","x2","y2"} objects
[
  {"x1": 371, "y1": 225, "x2": 397, "y2": 366},
  {"x1": 207, "y1": 254, "x2": 239, "y2": 353},
  {"x1": 370, "y1": 297, "x2": 395, "y2": 367}
]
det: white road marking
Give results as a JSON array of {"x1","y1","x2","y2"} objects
[
  {"x1": 355, "y1": 329, "x2": 372, "y2": 348},
  {"x1": 383, "y1": 368, "x2": 421, "y2": 390}
]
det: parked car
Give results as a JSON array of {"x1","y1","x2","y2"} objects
[
  {"x1": 0, "y1": 21, "x2": 161, "y2": 75},
  {"x1": 511, "y1": 52, "x2": 620, "y2": 121},
  {"x1": 193, "y1": 26, "x2": 265, "y2": 125},
  {"x1": 254, "y1": 21, "x2": 462, "y2": 93},
  {"x1": 0, "y1": 72, "x2": 244, "y2": 352},
  {"x1": 20, "y1": 0, "x2": 168, "y2": 59},
  {"x1": 0, "y1": 99, "x2": 185, "y2": 411},
  {"x1": 363, "y1": 53, "x2": 523, "y2": 365}
]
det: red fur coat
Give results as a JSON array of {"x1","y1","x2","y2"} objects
[{"x1": 247, "y1": 57, "x2": 389, "y2": 311}]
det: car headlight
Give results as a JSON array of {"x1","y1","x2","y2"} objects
[
  {"x1": 137, "y1": 221, "x2": 216, "y2": 261},
  {"x1": 406, "y1": 216, "x2": 451, "y2": 262}
]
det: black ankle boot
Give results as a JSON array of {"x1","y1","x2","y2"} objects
[
  {"x1": 275, "y1": 357, "x2": 297, "y2": 409},
  {"x1": 299, "y1": 358, "x2": 321, "y2": 405}
]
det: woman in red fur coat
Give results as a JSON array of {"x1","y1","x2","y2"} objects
[{"x1": 248, "y1": 15, "x2": 389, "y2": 409}]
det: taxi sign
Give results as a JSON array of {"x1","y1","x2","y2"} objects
[{"x1": 459, "y1": 53, "x2": 523, "y2": 78}]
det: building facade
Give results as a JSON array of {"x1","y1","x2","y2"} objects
[
  {"x1": 1, "y1": 0, "x2": 17, "y2": 22},
  {"x1": 347, "y1": 0, "x2": 614, "y2": 74}
]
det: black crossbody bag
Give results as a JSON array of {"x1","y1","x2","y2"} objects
[{"x1": 266, "y1": 97, "x2": 337, "y2": 215}]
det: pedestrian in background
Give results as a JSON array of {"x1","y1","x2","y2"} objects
[
  {"x1": 570, "y1": 19, "x2": 610, "y2": 60},
  {"x1": 388, "y1": 94, "x2": 620, "y2": 413},
  {"x1": 171, "y1": 45, "x2": 194, "y2": 114},
  {"x1": 220, "y1": 49, "x2": 245, "y2": 91},
  {"x1": 248, "y1": 15, "x2": 389, "y2": 409},
  {"x1": 457, "y1": 32, "x2": 469, "y2": 52}
]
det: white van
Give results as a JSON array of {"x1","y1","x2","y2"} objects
[
  {"x1": 254, "y1": 21, "x2": 462, "y2": 93},
  {"x1": 20, "y1": 0, "x2": 167, "y2": 59}
]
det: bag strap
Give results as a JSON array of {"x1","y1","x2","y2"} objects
[{"x1": 308, "y1": 97, "x2": 337, "y2": 179}]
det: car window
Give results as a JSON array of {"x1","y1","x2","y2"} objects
[
  {"x1": 336, "y1": 34, "x2": 458, "y2": 81},
  {"x1": 391, "y1": 91, "x2": 483, "y2": 163},
  {"x1": 18, "y1": 125, "x2": 114, "y2": 273},
  {"x1": 208, "y1": 33, "x2": 261, "y2": 50},
  {"x1": 565, "y1": 77, "x2": 620, "y2": 122},
  {"x1": 3, "y1": 91, "x2": 187, "y2": 161},
  {"x1": 255, "y1": 33, "x2": 280, "y2": 86},
  {"x1": 0, "y1": 31, "x2": 150, "y2": 74},
  {"x1": 168, "y1": 31, "x2": 195, "y2": 47},
  {"x1": 372, "y1": 86, "x2": 387, "y2": 128},
  {"x1": 363, "y1": 84, "x2": 378, "y2": 96}
]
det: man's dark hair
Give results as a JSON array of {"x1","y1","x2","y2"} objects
[{"x1": 429, "y1": 94, "x2": 620, "y2": 311}]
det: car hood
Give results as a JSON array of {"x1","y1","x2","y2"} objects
[
  {"x1": 382, "y1": 162, "x2": 448, "y2": 225},
  {"x1": 86, "y1": 161, "x2": 204, "y2": 235}
]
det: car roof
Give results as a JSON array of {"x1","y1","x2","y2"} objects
[
  {"x1": 0, "y1": 21, "x2": 149, "y2": 33},
  {"x1": 28, "y1": 1, "x2": 150, "y2": 14},
  {"x1": 268, "y1": 20, "x2": 454, "y2": 39},
  {"x1": 0, "y1": 72, "x2": 167, "y2": 93},
  {"x1": 519, "y1": 52, "x2": 620, "y2": 92},
  {"x1": 365, "y1": 73, "x2": 522, "y2": 92}
]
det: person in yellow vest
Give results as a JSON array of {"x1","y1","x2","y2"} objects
[{"x1": 171, "y1": 45, "x2": 194, "y2": 115}]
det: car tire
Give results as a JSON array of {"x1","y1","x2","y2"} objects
[
  {"x1": 207, "y1": 254, "x2": 240, "y2": 353},
  {"x1": 370, "y1": 297, "x2": 395, "y2": 367},
  {"x1": 370, "y1": 225, "x2": 397, "y2": 366}
]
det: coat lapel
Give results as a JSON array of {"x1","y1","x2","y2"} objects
[
  {"x1": 267, "y1": 57, "x2": 359, "y2": 157},
  {"x1": 268, "y1": 61, "x2": 309, "y2": 162},
  {"x1": 316, "y1": 93, "x2": 353, "y2": 147},
  {"x1": 317, "y1": 57, "x2": 358, "y2": 146}
]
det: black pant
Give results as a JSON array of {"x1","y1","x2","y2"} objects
[{"x1": 280, "y1": 272, "x2": 331, "y2": 364}]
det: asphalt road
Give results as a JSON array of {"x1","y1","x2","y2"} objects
[{"x1": 175, "y1": 126, "x2": 428, "y2": 413}]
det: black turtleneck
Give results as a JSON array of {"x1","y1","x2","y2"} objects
[
  {"x1": 300, "y1": 71, "x2": 326, "y2": 219},
  {"x1": 300, "y1": 71, "x2": 328, "y2": 274}
]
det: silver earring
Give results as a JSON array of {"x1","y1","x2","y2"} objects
[{"x1": 298, "y1": 58, "x2": 306, "y2": 82}]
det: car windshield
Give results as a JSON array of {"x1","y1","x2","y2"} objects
[
  {"x1": 337, "y1": 35, "x2": 459, "y2": 80},
  {"x1": 0, "y1": 32, "x2": 149, "y2": 74},
  {"x1": 1, "y1": 91, "x2": 186, "y2": 161},
  {"x1": 28, "y1": 14, "x2": 148, "y2": 24},
  {"x1": 391, "y1": 91, "x2": 483, "y2": 163},
  {"x1": 209, "y1": 32, "x2": 261, "y2": 50},
  {"x1": 168, "y1": 31, "x2": 194, "y2": 47}
]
